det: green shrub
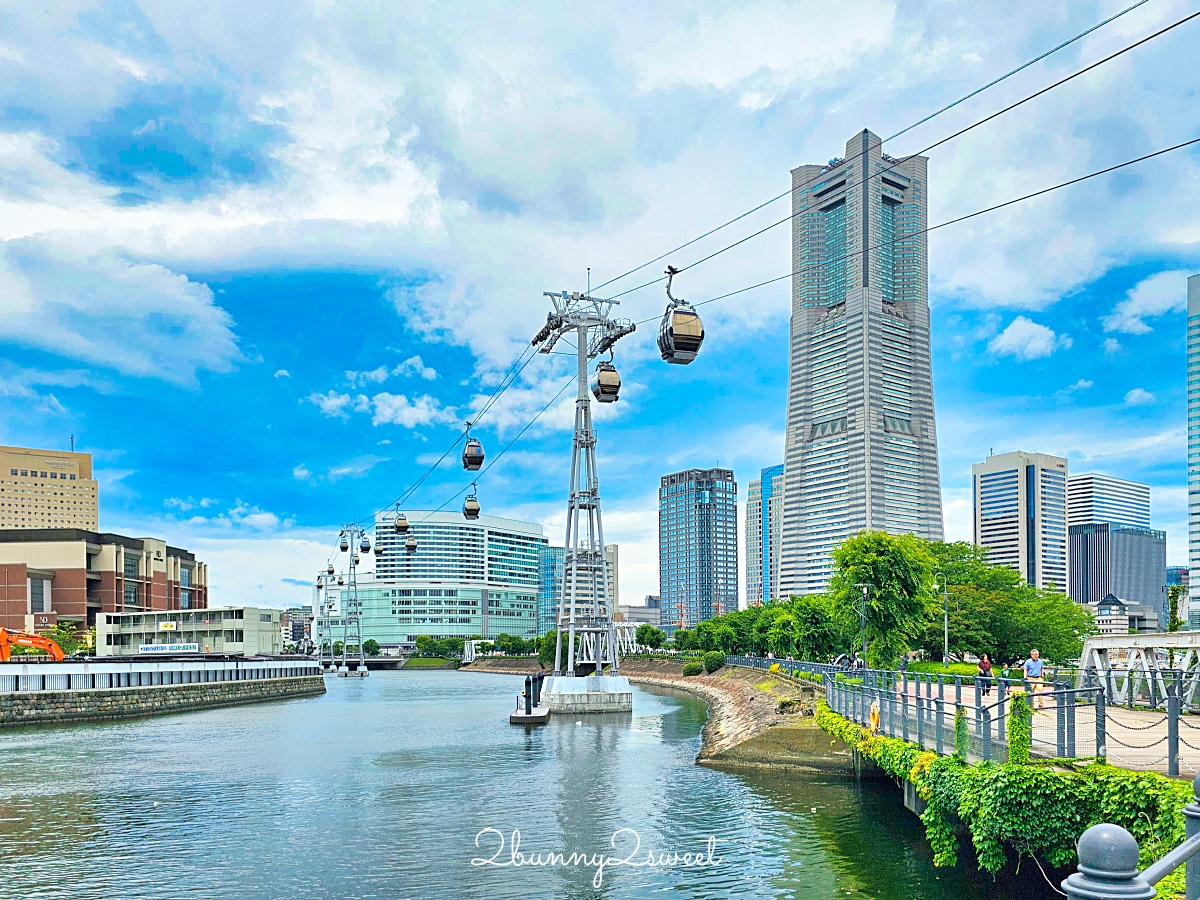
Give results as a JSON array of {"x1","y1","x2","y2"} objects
[
  {"x1": 702, "y1": 651, "x2": 726, "y2": 674},
  {"x1": 814, "y1": 699, "x2": 1191, "y2": 894},
  {"x1": 682, "y1": 661, "x2": 704, "y2": 677},
  {"x1": 1007, "y1": 692, "x2": 1032, "y2": 765}
]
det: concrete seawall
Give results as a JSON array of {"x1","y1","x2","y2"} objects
[
  {"x1": 0, "y1": 675, "x2": 327, "y2": 727},
  {"x1": 461, "y1": 657, "x2": 852, "y2": 772}
]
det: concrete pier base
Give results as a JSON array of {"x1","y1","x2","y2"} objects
[
  {"x1": 542, "y1": 675, "x2": 633, "y2": 713},
  {"x1": 509, "y1": 706, "x2": 551, "y2": 725}
]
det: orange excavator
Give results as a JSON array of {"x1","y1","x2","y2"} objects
[{"x1": 0, "y1": 627, "x2": 65, "y2": 662}]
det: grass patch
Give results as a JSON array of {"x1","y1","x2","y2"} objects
[
  {"x1": 404, "y1": 657, "x2": 453, "y2": 668},
  {"x1": 905, "y1": 661, "x2": 981, "y2": 678}
]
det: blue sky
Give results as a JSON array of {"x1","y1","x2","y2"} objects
[{"x1": 1, "y1": 1, "x2": 1197, "y2": 607}]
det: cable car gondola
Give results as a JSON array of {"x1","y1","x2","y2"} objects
[
  {"x1": 462, "y1": 425, "x2": 485, "y2": 471},
  {"x1": 590, "y1": 359, "x2": 621, "y2": 403},
  {"x1": 463, "y1": 485, "x2": 480, "y2": 520},
  {"x1": 394, "y1": 512, "x2": 408, "y2": 534},
  {"x1": 337, "y1": 576, "x2": 345, "y2": 586},
  {"x1": 657, "y1": 265, "x2": 704, "y2": 365},
  {"x1": 339, "y1": 536, "x2": 349, "y2": 553},
  {"x1": 326, "y1": 564, "x2": 335, "y2": 576},
  {"x1": 406, "y1": 534, "x2": 417, "y2": 553},
  {"x1": 360, "y1": 535, "x2": 371, "y2": 554}
]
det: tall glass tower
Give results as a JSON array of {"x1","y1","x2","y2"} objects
[
  {"x1": 779, "y1": 129, "x2": 943, "y2": 596},
  {"x1": 659, "y1": 468, "x2": 738, "y2": 628},
  {"x1": 1188, "y1": 274, "x2": 1200, "y2": 623},
  {"x1": 745, "y1": 464, "x2": 785, "y2": 605}
]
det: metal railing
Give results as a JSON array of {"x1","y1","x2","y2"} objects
[
  {"x1": 823, "y1": 670, "x2": 1106, "y2": 763},
  {"x1": 1063, "y1": 775, "x2": 1200, "y2": 899},
  {"x1": 0, "y1": 659, "x2": 323, "y2": 693}
]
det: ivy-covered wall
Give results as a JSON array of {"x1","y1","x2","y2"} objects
[{"x1": 815, "y1": 700, "x2": 1192, "y2": 896}]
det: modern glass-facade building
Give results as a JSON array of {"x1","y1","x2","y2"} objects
[
  {"x1": 326, "y1": 512, "x2": 547, "y2": 648},
  {"x1": 659, "y1": 468, "x2": 737, "y2": 628},
  {"x1": 1189, "y1": 275, "x2": 1200, "y2": 623},
  {"x1": 745, "y1": 464, "x2": 785, "y2": 605},
  {"x1": 536, "y1": 543, "x2": 618, "y2": 637},
  {"x1": 1068, "y1": 473, "x2": 1150, "y2": 528},
  {"x1": 1069, "y1": 523, "x2": 1167, "y2": 627},
  {"x1": 972, "y1": 451, "x2": 1068, "y2": 589},
  {"x1": 779, "y1": 129, "x2": 943, "y2": 597}
]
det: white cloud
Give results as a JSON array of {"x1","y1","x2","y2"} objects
[
  {"x1": 394, "y1": 354, "x2": 437, "y2": 380},
  {"x1": 1063, "y1": 378, "x2": 1093, "y2": 393},
  {"x1": 1102, "y1": 338, "x2": 1123, "y2": 356},
  {"x1": 371, "y1": 392, "x2": 456, "y2": 428},
  {"x1": 187, "y1": 501, "x2": 292, "y2": 531},
  {"x1": 987, "y1": 316, "x2": 1070, "y2": 361},
  {"x1": 274, "y1": 369, "x2": 290, "y2": 379},
  {"x1": 292, "y1": 464, "x2": 312, "y2": 480},
  {"x1": 305, "y1": 390, "x2": 369, "y2": 418},
  {"x1": 164, "y1": 496, "x2": 217, "y2": 512},
  {"x1": 0, "y1": 240, "x2": 240, "y2": 384},
  {"x1": 1102, "y1": 269, "x2": 1193, "y2": 334},
  {"x1": 1124, "y1": 387, "x2": 1155, "y2": 406},
  {"x1": 326, "y1": 455, "x2": 388, "y2": 481},
  {"x1": 345, "y1": 366, "x2": 390, "y2": 386}
]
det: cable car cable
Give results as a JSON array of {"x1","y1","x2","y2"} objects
[
  {"x1": 600, "y1": 6, "x2": 1199, "y2": 304},
  {"x1": 589, "y1": 0, "x2": 1155, "y2": 296},
  {"x1": 627, "y1": 134, "x2": 1200, "y2": 328}
]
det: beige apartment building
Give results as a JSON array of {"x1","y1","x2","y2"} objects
[
  {"x1": 0, "y1": 445, "x2": 98, "y2": 530},
  {"x1": 98, "y1": 607, "x2": 281, "y2": 657}
]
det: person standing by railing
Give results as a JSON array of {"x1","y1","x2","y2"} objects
[
  {"x1": 977, "y1": 653, "x2": 993, "y2": 697},
  {"x1": 1024, "y1": 649, "x2": 1046, "y2": 709}
]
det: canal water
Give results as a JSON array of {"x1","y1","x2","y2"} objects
[{"x1": 0, "y1": 671, "x2": 1057, "y2": 899}]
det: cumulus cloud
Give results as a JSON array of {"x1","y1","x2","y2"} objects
[
  {"x1": 164, "y1": 496, "x2": 216, "y2": 512},
  {"x1": 292, "y1": 464, "x2": 312, "y2": 480},
  {"x1": 345, "y1": 366, "x2": 390, "y2": 386},
  {"x1": 0, "y1": 239, "x2": 240, "y2": 384},
  {"x1": 394, "y1": 354, "x2": 437, "y2": 380},
  {"x1": 274, "y1": 369, "x2": 290, "y2": 379},
  {"x1": 188, "y1": 501, "x2": 292, "y2": 530},
  {"x1": 371, "y1": 392, "x2": 456, "y2": 427},
  {"x1": 1124, "y1": 387, "x2": 1155, "y2": 406},
  {"x1": 987, "y1": 316, "x2": 1070, "y2": 361},
  {"x1": 306, "y1": 390, "x2": 369, "y2": 418},
  {"x1": 1102, "y1": 338, "x2": 1123, "y2": 356},
  {"x1": 326, "y1": 454, "x2": 388, "y2": 481},
  {"x1": 1102, "y1": 269, "x2": 1193, "y2": 334}
]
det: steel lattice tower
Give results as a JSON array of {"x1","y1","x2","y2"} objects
[{"x1": 533, "y1": 291, "x2": 634, "y2": 677}]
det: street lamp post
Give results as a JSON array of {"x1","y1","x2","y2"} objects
[
  {"x1": 934, "y1": 570, "x2": 949, "y2": 667},
  {"x1": 853, "y1": 583, "x2": 869, "y2": 662}
]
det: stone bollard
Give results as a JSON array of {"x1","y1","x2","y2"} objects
[
  {"x1": 524, "y1": 676, "x2": 532, "y2": 715},
  {"x1": 1061, "y1": 824, "x2": 1155, "y2": 900}
]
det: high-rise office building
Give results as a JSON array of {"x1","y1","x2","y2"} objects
[
  {"x1": 779, "y1": 129, "x2": 943, "y2": 596},
  {"x1": 1069, "y1": 523, "x2": 1167, "y2": 626},
  {"x1": 1068, "y1": 473, "x2": 1151, "y2": 528},
  {"x1": 1189, "y1": 275, "x2": 1200, "y2": 623},
  {"x1": 536, "y1": 543, "x2": 617, "y2": 636},
  {"x1": 659, "y1": 468, "x2": 738, "y2": 628},
  {"x1": 0, "y1": 445, "x2": 99, "y2": 530},
  {"x1": 746, "y1": 464, "x2": 785, "y2": 605},
  {"x1": 971, "y1": 451, "x2": 1068, "y2": 589}
]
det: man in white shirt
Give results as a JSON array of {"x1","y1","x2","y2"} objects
[{"x1": 1024, "y1": 649, "x2": 1046, "y2": 709}]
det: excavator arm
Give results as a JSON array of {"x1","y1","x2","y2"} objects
[{"x1": 0, "y1": 627, "x2": 65, "y2": 662}]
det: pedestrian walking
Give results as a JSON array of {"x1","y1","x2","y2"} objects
[
  {"x1": 977, "y1": 653, "x2": 993, "y2": 697},
  {"x1": 1024, "y1": 649, "x2": 1046, "y2": 709},
  {"x1": 899, "y1": 655, "x2": 909, "y2": 674}
]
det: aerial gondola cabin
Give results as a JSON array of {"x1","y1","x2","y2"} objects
[
  {"x1": 463, "y1": 495, "x2": 481, "y2": 519},
  {"x1": 657, "y1": 303, "x2": 704, "y2": 365},
  {"x1": 462, "y1": 438, "x2": 485, "y2": 471},
  {"x1": 590, "y1": 361, "x2": 621, "y2": 403}
]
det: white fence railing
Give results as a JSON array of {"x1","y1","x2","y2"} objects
[{"x1": 0, "y1": 659, "x2": 323, "y2": 694}]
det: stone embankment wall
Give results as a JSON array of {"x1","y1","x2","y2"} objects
[
  {"x1": 0, "y1": 676, "x2": 326, "y2": 727},
  {"x1": 461, "y1": 657, "x2": 851, "y2": 772}
]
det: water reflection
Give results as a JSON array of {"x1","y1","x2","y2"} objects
[{"x1": 0, "y1": 672, "x2": 1057, "y2": 899}]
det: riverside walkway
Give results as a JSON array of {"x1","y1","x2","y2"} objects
[{"x1": 726, "y1": 656, "x2": 1200, "y2": 778}]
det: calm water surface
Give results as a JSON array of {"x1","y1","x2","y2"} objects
[{"x1": 0, "y1": 672, "x2": 1056, "y2": 899}]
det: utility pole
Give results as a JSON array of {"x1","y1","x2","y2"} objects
[{"x1": 933, "y1": 570, "x2": 949, "y2": 666}]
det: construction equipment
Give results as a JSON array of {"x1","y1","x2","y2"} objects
[{"x1": 0, "y1": 627, "x2": 66, "y2": 662}]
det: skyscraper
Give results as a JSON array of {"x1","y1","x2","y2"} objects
[
  {"x1": 659, "y1": 468, "x2": 738, "y2": 628},
  {"x1": 1189, "y1": 274, "x2": 1200, "y2": 623},
  {"x1": 971, "y1": 451, "x2": 1068, "y2": 589},
  {"x1": 1, "y1": 445, "x2": 99, "y2": 530},
  {"x1": 1069, "y1": 523, "x2": 1166, "y2": 626},
  {"x1": 1067, "y1": 473, "x2": 1151, "y2": 528},
  {"x1": 779, "y1": 129, "x2": 943, "y2": 596},
  {"x1": 745, "y1": 464, "x2": 785, "y2": 605},
  {"x1": 537, "y1": 543, "x2": 617, "y2": 636}
]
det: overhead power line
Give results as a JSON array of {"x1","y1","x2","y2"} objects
[
  {"x1": 597, "y1": 1, "x2": 1186, "y2": 302},
  {"x1": 629, "y1": 135, "x2": 1200, "y2": 326}
]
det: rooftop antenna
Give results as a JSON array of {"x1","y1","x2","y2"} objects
[
  {"x1": 70, "y1": 434, "x2": 74, "y2": 452},
  {"x1": 587, "y1": 267, "x2": 591, "y2": 295}
]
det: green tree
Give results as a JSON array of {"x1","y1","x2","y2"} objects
[
  {"x1": 830, "y1": 530, "x2": 934, "y2": 667},
  {"x1": 635, "y1": 624, "x2": 666, "y2": 649},
  {"x1": 672, "y1": 628, "x2": 696, "y2": 651},
  {"x1": 42, "y1": 621, "x2": 81, "y2": 656},
  {"x1": 1168, "y1": 584, "x2": 1186, "y2": 633},
  {"x1": 363, "y1": 639, "x2": 381, "y2": 656},
  {"x1": 537, "y1": 630, "x2": 557, "y2": 668}
]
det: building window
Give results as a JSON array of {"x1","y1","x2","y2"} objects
[{"x1": 29, "y1": 577, "x2": 48, "y2": 614}]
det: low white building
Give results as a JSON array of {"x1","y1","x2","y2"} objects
[{"x1": 98, "y1": 607, "x2": 283, "y2": 657}]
